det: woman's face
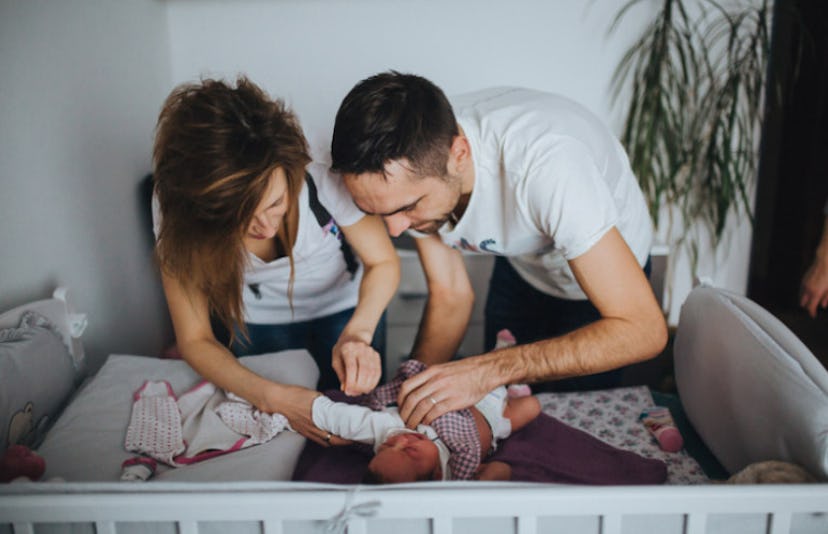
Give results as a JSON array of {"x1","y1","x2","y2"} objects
[{"x1": 246, "y1": 167, "x2": 290, "y2": 240}]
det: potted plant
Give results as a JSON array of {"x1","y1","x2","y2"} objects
[{"x1": 608, "y1": 0, "x2": 776, "y2": 312}]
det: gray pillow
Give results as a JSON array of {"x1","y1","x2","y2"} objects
[
  {"x1": 37, "y1": 349, "x2": 319, "y2": 481},
  {"x1": 0, "y1": 311, "x2": 77, "y2": 452},
  {"x1": 674, "y1": 285, "x2": 828, "y2": 480}
]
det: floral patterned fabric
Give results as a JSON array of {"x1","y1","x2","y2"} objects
[{"x1": 538, "y1": 386, "x2": 709, "y2": 484}]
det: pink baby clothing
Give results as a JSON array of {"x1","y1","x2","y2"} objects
[
  {"x1": 125, "y1": 380, "x2": 289, "y2": 470},
  {"x1": 124, "y1": 381, "x2": 185, "y2": 465}
]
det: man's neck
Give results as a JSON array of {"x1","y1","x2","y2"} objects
[{"x1": 450, "y1": 193, "x2": 471, "y2": 225}]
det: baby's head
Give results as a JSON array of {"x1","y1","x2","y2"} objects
[{"x1": 364, "y1": 431, "x2": 442, "y2": 484}]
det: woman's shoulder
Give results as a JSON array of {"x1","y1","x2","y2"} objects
[{"x1": 303, "y1": 161, "x2": 363, "y2": 227}]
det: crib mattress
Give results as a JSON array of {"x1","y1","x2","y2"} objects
[{"x1": 36, "y1": 353, "x2": 706, "y2": 484}]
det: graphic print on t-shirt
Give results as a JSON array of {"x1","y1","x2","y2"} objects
[
  {"x1": 451, "y1": 237, "x2": 499, "y2": 254},
  {"x1": 305, "y1": 172, "x2": 359, "y2": 279}
]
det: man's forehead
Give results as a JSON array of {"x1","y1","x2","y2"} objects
[
  {"x1": 344, "y1": 171, "x2": 418, "y2": 215},
  {"x1": 382, "y1": 158, "x2": 418, "y2": 179}
]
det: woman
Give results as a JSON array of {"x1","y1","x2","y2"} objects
[{"x1": 152, "y1": 77, "x2": 399, "y2": 444}]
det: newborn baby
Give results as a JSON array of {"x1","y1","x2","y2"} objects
[{"x1": 313, "y1": 359, "x2": 540, "y2": 483}]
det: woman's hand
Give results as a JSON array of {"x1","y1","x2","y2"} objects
[
  {"x1": 266, "y1": 384, "x2": 350, "y2": 447},
  {"x1": 332, "y1": 335, "x2": 382, "y2": 396}
]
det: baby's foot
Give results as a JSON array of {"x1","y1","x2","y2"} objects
[
  {"x1": 507, "y1": 384, "x2": 532, "y2": 398},
  {"x1": 495, "y1": 329, "x2": 516, "y2": 349}
]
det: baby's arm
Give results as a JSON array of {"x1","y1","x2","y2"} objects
[{"x1": 311, "y1": 396, "x2": 403, "y2": 445}]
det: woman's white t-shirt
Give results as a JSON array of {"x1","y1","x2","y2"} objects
[
  {"x1": 153, "y1": 162, "x2": 365, "y2": 324},
  {"x1": 431, "y1": 87, "x2": 653, "y2": 300}
]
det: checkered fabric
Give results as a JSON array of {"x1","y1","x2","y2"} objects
[{"x1": 367, "y1": 360, "x2": 481, "y2": 480}]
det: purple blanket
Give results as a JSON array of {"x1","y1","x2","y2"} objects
[{"x1": 292, "y1": 392, "x2": 666, "y2": 485}]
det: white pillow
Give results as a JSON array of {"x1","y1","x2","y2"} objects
[
  {"x1": 37, "y1": 350, "x2": 318, "y2": 482},
  {"x1": 674, "y1": 285, "x2": 828, "y2": 479},
  {"x1": 0, "y1": 311, "x2": 77, "y2": 452}
]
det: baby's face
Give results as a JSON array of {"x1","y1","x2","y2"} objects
[{"x1": 368, "y1": 432, "x2": 440, "y2": 483}]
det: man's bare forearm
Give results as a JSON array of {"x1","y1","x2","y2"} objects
[
  {"x1": 410, "y1": 289, "x2": 474, "y2": 365},
  {"x1": 475, "y1": 314, "x2": 667, "y2": 389}
]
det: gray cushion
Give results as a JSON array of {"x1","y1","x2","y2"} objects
[
  {"x1": 37, "y1": 350, "x2": 318, "y2": 481},
  {"x1": 674, "y1": 285, "x2": 828, "y2": 480},
  {"x1": 0, "y1": 312, "x2": 77, "y2": 452}
]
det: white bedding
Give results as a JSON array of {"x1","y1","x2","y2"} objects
[{"x1": 37, "y1": 350, "x2": 318, "y2": 482}]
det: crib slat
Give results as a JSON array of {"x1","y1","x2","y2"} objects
[
  {"x1": 177, "y1": 520, "x2": 198, "y2": 534},
  {"x1": 12, "y1": 523, "x2": 34, "y2": 534},
  {"x1": 348, "y1": 518, "x2": 368, "y2": 534},
  {"x1": 262, "y1": 519, "x2": 283, "y2": 534},
  {"x1": 601, "y1": 514, "x2": 622, "y2": 534},
  {"x1": 95, "y1": 521, "x2": 116, "y2": 534},
  {"x1": 768, "y1": 512, "x2": 792, "y2": 534},
  {"x1": 516, "y1": 515, "x2": 537, "y2": 534},
  {"x1": 685, "y1": 512, "x2": 707, "y2": 534},
  {"x1": 432, "y1": 515, "x2": 452, "y2": 534}
]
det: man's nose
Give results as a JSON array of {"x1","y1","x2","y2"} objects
[{"x1": 383, "y1": 213, "x2": 411, "y2": 237}]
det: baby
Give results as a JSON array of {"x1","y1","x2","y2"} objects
[{"x1": 312, "y1": 357, "x2": 540, "y2": 483}]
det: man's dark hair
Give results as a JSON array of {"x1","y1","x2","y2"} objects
[{"x1": 331, "y1": 71, "x2": 459, "y2": 178}]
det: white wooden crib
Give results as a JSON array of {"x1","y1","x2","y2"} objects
[{"x1": 1, "y1": 285, "x2": 827, "y2": 534}]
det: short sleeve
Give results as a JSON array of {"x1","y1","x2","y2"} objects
[
  {"x1": 151, "y1": 193, "x2": 162, "y2": 240},
  {"x1": 522, "y1": 138, "x2": 618, "y2": 260},
  {"x1": 309, "y1": 162, "x2": 365, "y2": 228}
]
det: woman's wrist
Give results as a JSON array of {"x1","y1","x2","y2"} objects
[
  {"x1": 338, "y1": 321, "x2": 375, "y2": 346},
  {"x1": 255, "y1": 380, "x2": 289, "y2": 414}
]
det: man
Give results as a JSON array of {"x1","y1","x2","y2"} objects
[{"x1": 330, "y1": 71, "x2": 667, "y2": 428}]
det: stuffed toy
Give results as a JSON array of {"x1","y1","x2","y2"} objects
[{"x1": 0, "y1": 444, "x2": 46, "y2": 482}]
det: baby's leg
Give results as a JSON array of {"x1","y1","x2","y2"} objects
[
  {"x1": 475, "y1": 461, "x2": 512, "y2": 481},
  {"x1": 503, "y1": 395, "x2": 541, "y2": 433}
]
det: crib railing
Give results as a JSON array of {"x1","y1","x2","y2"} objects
[{"x1": 2, "y1": 482, "x2": 827, "y2": 534}]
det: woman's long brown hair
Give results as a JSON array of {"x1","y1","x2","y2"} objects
[{"x1": 153, "y1": 77, "x2": 310, "y2": 342}]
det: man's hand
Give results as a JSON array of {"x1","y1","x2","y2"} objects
[
  {"x1": 268, "y1": 385, "x2": 350, "y2": 447},
  {"x1": 332, "y1": 336, "x2": 382, "y2": 396},
  {"x1": 800, "y1": 254, "x2": 828, "y2": 318},
  {"x1": 397, "y1": 356, "x2": 496, "y2": 427}
]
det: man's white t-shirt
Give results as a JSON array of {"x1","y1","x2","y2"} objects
[
  {"x1": 153, "y1": 162, "x2": 365, "y2": 323},
  {"x1": 432, "y1": 87, "x2": 653, "y2": 300}
]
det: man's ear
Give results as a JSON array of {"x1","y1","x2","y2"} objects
[{"x1": 447, "y1": 134, "x2": 471, "y2": 175}]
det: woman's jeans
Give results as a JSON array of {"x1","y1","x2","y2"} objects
[{"x1": 220, "y1": 308, "x2": 386, "y2": 392}]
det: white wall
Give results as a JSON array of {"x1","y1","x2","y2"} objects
[
  {"x1": 0, "y1": 0, "x2": 173, "y2": 370},
  {"x1": 165, "y1": 0, "x2": 651, "y2": 156},
  {"x1": 0, "y1": 0, "x2": 755, "y2": 377},
  {"x1": 165, "y1": 0, "x2": 752, "y2": 324}
]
